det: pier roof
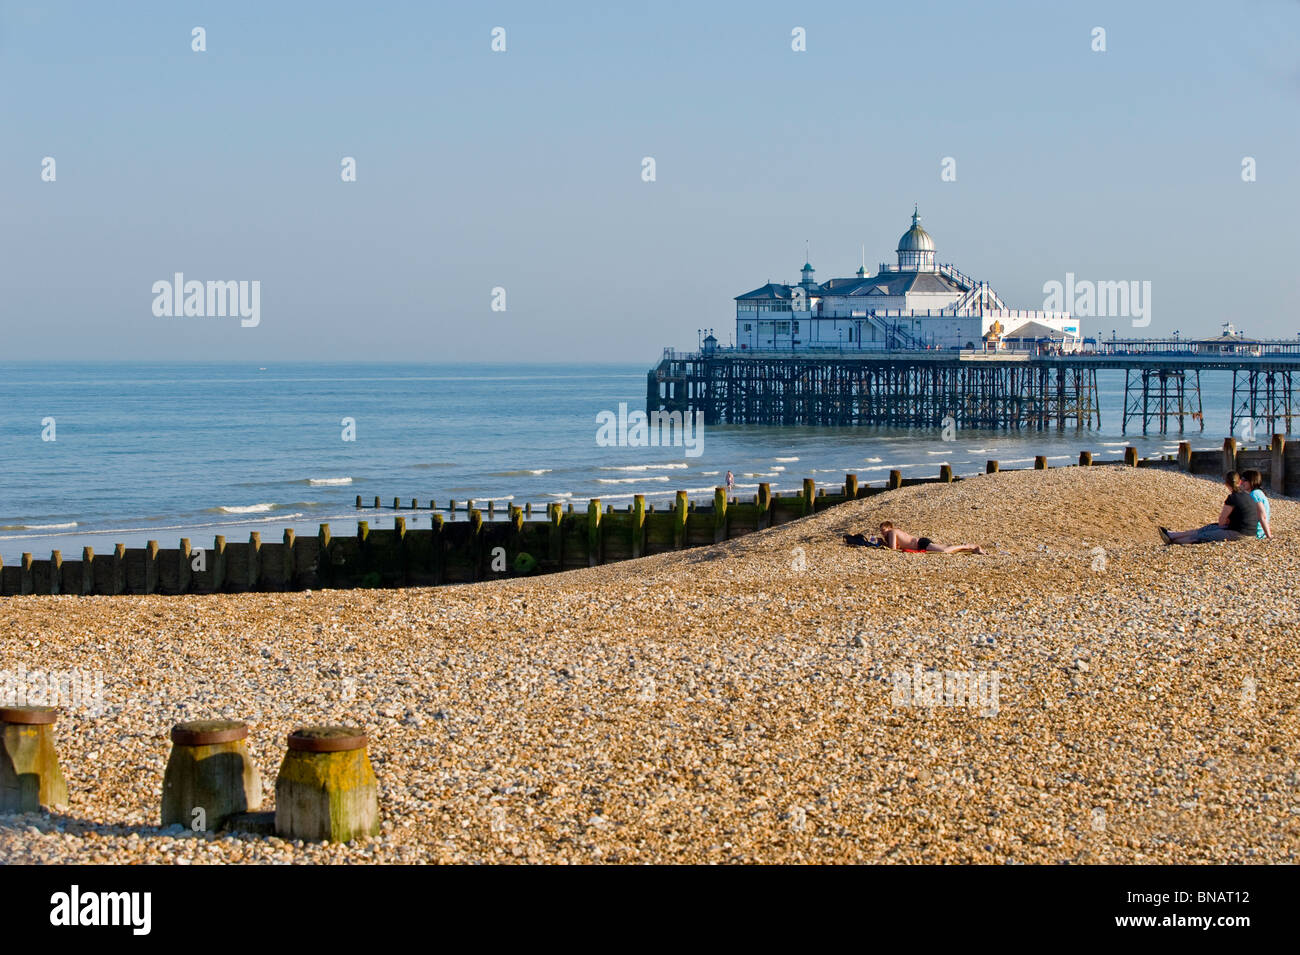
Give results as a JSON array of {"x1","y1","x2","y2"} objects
[
  {"x1": 735, "y1": 282, "x2": 795, "y2": 301},
  {"x1": 821, "y1": 271, "x2": 962, "y2": 296}
]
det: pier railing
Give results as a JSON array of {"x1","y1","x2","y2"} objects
[{"x1": 2, "y1": 436, "x2": 1292, "y2": 598}]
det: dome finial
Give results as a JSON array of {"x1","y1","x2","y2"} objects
[{"x1": 912, "y1": 204, "x2": 920, "y2": 226}]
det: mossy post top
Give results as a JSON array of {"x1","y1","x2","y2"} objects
[
  {"x1": 288, "y1": 725, "x2": 368, "y2": 753},
  {"x1": 170, "y1": 719, "x2": 248, "y2": 746}
]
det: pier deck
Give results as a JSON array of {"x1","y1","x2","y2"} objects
[{"x1": 648, "y1": 346, "x2": 1300, "y2": 434}]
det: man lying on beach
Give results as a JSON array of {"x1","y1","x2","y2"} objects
[
  {"x1": 1160, "y1": 471, "x2": 1260, "y2": 545},
  {"x1": 850, "y1": 521, "x2": 985, "y2": 554}
]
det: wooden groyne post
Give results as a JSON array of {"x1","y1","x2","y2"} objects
[
  {"x1": 1271, "y1": 434, "x2": 1286, "y2": 494},
  {"x1": 275, "y1": 726, "x2": 379, "y2": 843},
  {"x1": 0, "y1": 706, "x2": 68, "y2": 813},
  {"x1": 162, "y1": 720, "x2": 261, "y2": 831}
]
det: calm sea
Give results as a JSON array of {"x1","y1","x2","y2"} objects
[{"x1": 0, "y1": 362, "x2": 1241, "y2": 562}]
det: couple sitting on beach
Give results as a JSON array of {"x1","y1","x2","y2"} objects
[
  {"x1": 1161, "y1": 470, "x2": 1273, "y2": 545},
  {"x1": 845, "y1": 521, "x2": 986, "y2": 554}
]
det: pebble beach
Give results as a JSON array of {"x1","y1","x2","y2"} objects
[{"x1": 2, "y1": 465, "x2": 1297, "y2": 864}]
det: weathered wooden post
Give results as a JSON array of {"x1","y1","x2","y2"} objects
[
  {"x1": 1034, "y1": 456, "x2": 1047, "y2": 470},
  {"x1": 282, "y1": 528, "x2": 296, "y2": 588},
  {"x1": 469, "y1": 509, "x2": 484, "y2": 579},
  {"x1": 0, "y1": 706, "x2": 68, "y2": 813},
  {"x1": 410, "y1": 497, "x2": 417, "y2": 510},
  {"x1": 587, "y1": 499, "x2": 602, "y2": 566},
  {"x1": 1176, "y1": 442, "x2": 1191, "y2": 472},
  {"x1": 673, "y1": 490, "x2": 689, "y2": 549},
  {"x1": 81, "y1": 546, "x2": 95, "y2": 595},
  {"x1": 355, "y1": 494, "x2": 362, "y2": 508},
  {"x1": 373, "y1": 496, "x2": 380, "y2": 509},
  {"x1": 318, "y1": 524, "x2": 332, "y2": 586},
  {"x1": 1124, "y1": 446, "x2": 1139, "y2": 467},
  {"x1": 393, "y1": 517, "x2": 407, "y2": 584},
  {"x1": 488, "y1": 500, "x2": 495, "y2": 518},
  {"x1": 275, "y1": 726, "x2": 379, "y2": 843},
  {"x1": 392, "y1": 497, "x2": 400, "y2": 510},
  {"x1": 428, "y1": 512, "x2": 445, "y2": 583},
  {"x1": 1222, "y1": 437, "x2": 1236, "y2": 474},
  {"x1": 888, "y1": 469, "x2": 902, "y2": 490},
  {"x1": 110, "y1": 543, "x2": 126, "y2": 595},
  {"x1": 986, "y1": 460, "x2": 999, "y2": 473},
  {"x1": 632, "y1": 494, "x2": 646, "y2": 558},
  {"x1": 449, "y1": 499, "x2": 457, "y2": 514},
  {"x1": 142, "y1": 540, "x2": 158, "y2": 593},
  {"x1": 356, "y1": 520, "x2": 370, "y2": 580},
  {"x1": 49, "y1": 551, "x2": 62, "y2": 595},
  {"x1": 939, "y1": 464, "x2": 954, "y2": 482},
  {"x1": 1079, "y1": 451, "x2": 1093, "y2": 467},
  {"x1": 247, "y1": 533, "x2": 261, "y2": 590},
  {"x1": 19, "y1": 554, "x2": 33, "y2": 596},
  {"x1": 845, "y1": 474, "x2": 859, "y2": 499},
  {"x1": 713, "y1": 487, "x2": 728, "y2": 543},
  {"x1": 212, "y1": 537, "x2": 227, "y2": 592},
  {"x1": 547, "y1": 503, "x2": 563, "y2": 567},
  {"x1": 1271, "y1": 434, "x2": 1286, "y2": 494},
  {"x1": 757, "y1": 483, "x2": 772, "y2": 529},
  {"x1": 177, "y1": 539, "x2": 192, "y2": 593},
  {"x1": 162, "y1": 720, "x2": 261, "y2": 832},
  {"x1": 802, "y1": 478, "x2": 816, "y2": 515}
]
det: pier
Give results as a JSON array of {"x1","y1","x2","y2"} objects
[{"x1": 648, "y1": 341, "x2": 1300, "y2": 434}]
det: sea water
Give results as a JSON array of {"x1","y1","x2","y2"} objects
[{"x1": 0, "y1": 361, "x2": 1243, "y2": 562}]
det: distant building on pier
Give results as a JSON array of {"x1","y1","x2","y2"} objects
[{"x1": 733, "y1": 209, "x2": 1080, "y2": 352}]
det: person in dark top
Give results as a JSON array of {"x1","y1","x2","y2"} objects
[{"x1": 1161, "y1": 471, "x2": 1260, "y2": 545}]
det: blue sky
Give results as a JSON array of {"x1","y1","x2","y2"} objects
[{"x1": 2, "y1": 0, "x2": 1298, "y2": 360}]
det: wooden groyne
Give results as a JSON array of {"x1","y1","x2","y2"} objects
[{"x1": 2, "y1": 435, "x2": 1295, "y2": 598}]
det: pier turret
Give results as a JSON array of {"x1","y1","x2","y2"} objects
[{"x1": 896, "y1": 207, "x2": 936, "y2": 272}]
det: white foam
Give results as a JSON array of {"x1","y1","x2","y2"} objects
[
  {"x1": 773, "y1": 456, "x2": 799, "y2": 462},
  {"x1": 0, "y1": 521, "x2": 78, "y2": 531},
  {"x1": 307, "y1": 477, "x2": 352, "y2": 486},
  {"x1": 596, "y1": 476, "x2": 671, "y2": 485},
  {"x1": 598, "y1": 463, "x2": 688, "y2": 471},
  {"x1": 216, "y1": 503, "x2": 276, "y2": 514}
]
